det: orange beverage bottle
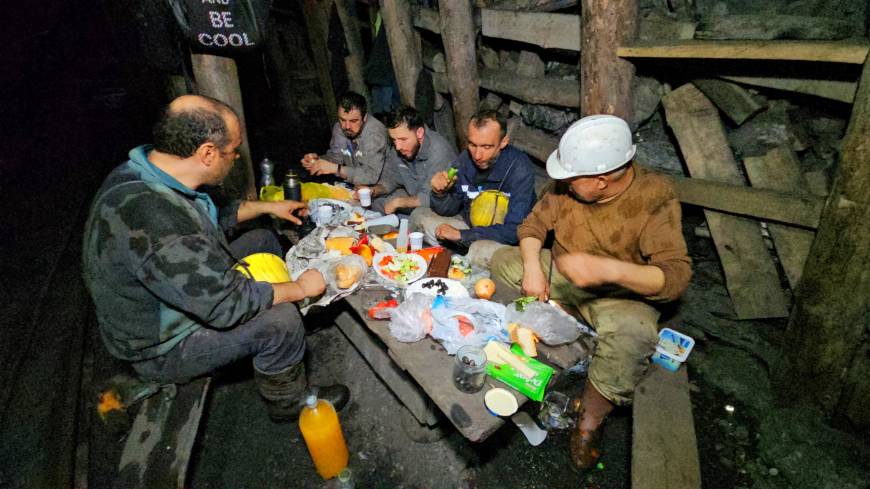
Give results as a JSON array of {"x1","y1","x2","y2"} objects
[{"x1": 299, "y1": 395, "x2": 349, "y2": 479}]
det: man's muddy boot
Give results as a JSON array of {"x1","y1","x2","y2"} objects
[
  {"x1": 569, "y1": 382, "x2": 614, "y2": 470},
  {"x1": 254, "y1": 363, "x2": 350, "y2": 422}
]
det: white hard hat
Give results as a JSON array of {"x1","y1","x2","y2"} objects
[{"x1": 546, "y1": 115, "x2": 637, "y2": 179}]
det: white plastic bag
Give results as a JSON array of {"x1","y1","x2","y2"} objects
[
  {"x1": 429, "y1": 296, "x2": 509, "y2": 354},
  {"x1": 389, "y1": 293, "x2": 434, "y2": 342},
  {"x1": 506, "y1": 301, "x2": 596, "y2": 345}
]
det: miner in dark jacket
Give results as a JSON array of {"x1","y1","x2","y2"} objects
[
  {"x1": 411, "y1": 109, "x2": 536, "y2": 267},
  {"x1": 82, "y1": 95, "x2": 348, "y2": 421}
]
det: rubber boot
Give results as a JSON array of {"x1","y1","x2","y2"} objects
[
  {"x1": 254, "y1": 362, "x2": 350, "y2": 422},
  {"x1": 569, "y1": 381, "x2": 614, "y2": 470}
]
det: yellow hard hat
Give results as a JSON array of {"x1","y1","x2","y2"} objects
[
  {"x1": 469, "y1": 189, "x2": 509, "y2": 227},
  {"x1": 233, "y1": 253, "x2": 291, "y2": 283}
]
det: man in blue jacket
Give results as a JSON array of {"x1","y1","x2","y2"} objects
[{"x1": 410, "y1": 109, "x2": 536, "y2": 266}]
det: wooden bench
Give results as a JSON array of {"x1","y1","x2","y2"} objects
[{"x1": 115, "y1": 377, "x2": 211, "y2": 489}]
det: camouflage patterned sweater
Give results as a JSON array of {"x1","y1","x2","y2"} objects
[{"x1": 82, "y1": 145, "x2": 274, "y2": 362}]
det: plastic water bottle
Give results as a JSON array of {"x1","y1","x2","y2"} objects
[
  {"x1": 396, "y1": 219, "x2": 409, "y2": 253},
  {"x1": 260, "y1": 158, "x2": 275, "y2": 187},
  {"x1": 299, "y1": 395, "x2": 349, "y2": 479}
]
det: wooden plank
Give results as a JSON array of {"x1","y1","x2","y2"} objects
[
  {"x1": 743, "y1": 146, "x2": 816, "y2": 289},
  {"x1": 508, "y1": 122, "x2": 825, "y2": 228},
  {"x1": 342, "y1": 294, "x2": 586, "y2": 441},
  {"x1": 721, "y1": 75, "x2": 857, "y2": 104},
  {"x1": 117, "y1": 379, "x2": 211, "y2": 489},
  {"x1": 481, "y1": 9, "x2": 580, "y2": 50},
  {"x1": 692, "y1": 78, "x2": 764, "y2": 125},
  {"x1": 481, "y1": 69, "x2": 580, "y2": 107},
  {"x1": 334, "y1": 309, "x2": 439, "y2": 426},
  {"x1": 618, "y1": 40, "x2": 870, "y2": 64},
  {"x1": 632, "y1": 365, "x2": 701, "y2": 489},
  {"x1": 662, "y1": 83, "x2": 789, "y2": 319},
  {"x1": 778, "y1": 53, "x2": 870, "y2": 427}
]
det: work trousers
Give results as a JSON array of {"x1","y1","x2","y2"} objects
[
  {"x1": 409, "y1": 207, "x2": 507, "y2": 269},
  {"x1": 132, "y1": 229, "x2": 307, "y2": 383},
  {"x1": 490, "y1": 247, "x2": 660, "y2": 406}
]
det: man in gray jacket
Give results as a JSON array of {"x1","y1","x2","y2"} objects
[
  {"x1": 301, "y1": 91, "x2": 388, "y2": 186},
  {"x1": 83, "y1": 95, "x2": 349, "y2": 422},
  {"x1": 355, "y1": 106, "x2": 457, "y2": 215}
]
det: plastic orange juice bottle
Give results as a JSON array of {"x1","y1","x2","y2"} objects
[{"x1": 299, "y1": 394, "x2": 349, "y2": 479}]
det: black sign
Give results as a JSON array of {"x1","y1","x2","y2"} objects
[{"x1": 169, "y1": 0, "x2": 271, "y2": 54}]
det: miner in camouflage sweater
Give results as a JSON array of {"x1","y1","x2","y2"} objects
[{"x1": 83, "y1": 95, "x2": 349, "y2": 421}]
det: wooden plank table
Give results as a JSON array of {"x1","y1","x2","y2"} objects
[{"x1": 335, "y1": 292, "x2": 587, "y2": 442}]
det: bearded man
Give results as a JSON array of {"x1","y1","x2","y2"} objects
[
  {"x1": 354, "y1": 106, "x2": 456, "y2": 215},
  {"x1": 301, "y1": 91, "x2": 388, "y2": 186}
]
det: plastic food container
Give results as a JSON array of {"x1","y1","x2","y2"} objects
[{"x1": 651, "y1": 327, "x2": 695, "y2": 372}]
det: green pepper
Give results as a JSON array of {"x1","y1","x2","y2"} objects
[{"x1": 447, "y1": 167, "x2": 458, "y2": 182}]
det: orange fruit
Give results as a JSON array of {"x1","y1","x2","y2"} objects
[{"x1": 474, "y1": 278, "x2": 496, "y2": 300}]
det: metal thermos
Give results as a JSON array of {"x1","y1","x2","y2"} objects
[{"x1": 283, "y1": 171, "x2": 302, "y2": 202}]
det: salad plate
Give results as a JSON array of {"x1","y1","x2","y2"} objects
[{"x1": 373, "y1": 252, "x2": 427, "y2": 286}]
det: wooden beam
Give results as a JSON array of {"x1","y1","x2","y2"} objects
[
  {"x1": 481, "y1": 69, "x2": 580, "y2": 107},
  {"x1": 743, "y1": 146, "x2": 816, "y2": 290},
  {"x1": 632, "y1": 365, "x2": 701, "y2": 489},
  {"x1": 302, "y1": 0, "x2": 338, "y2": 124},
  {"x1": 692, "y1": 78, "x2": 764, "y2": 125},
  {"x1": 721, "y1": 75, "x2": 857, "y2": 104},
  {"x1": 662, "y1": 83, "x2": 789, "y2": 319},
  {"x1": 777, "y1": 52, "x2": 870, "y2": 428},
  {"x1": 335, "y1": 0, "x2": 371, "y2": 103},
  {"x1": 382, "y1": 0, "x2": 422, "y2": 106},
  {"x1": 481, "y1": 9, "x2": 580, "y2": 50},
  {"x1": 190, "y1": 54, "x2": 256, "y2": 200},
  {"x1": 618, "y1": 40, "x2": 870, "y2": 64},
  {"x1": 439, "y1": 0, "x2": 480, "y2": 147},
  {"x1": 508, "y1": 122, "x2": 824, "y2": 228},
  {"x1": 581, "y1": 0, "x2": 638, "y2": 119}
]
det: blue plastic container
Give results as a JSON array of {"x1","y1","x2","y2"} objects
[{"x1": 651, "y1": 328, "x2": 695, "y2": 372}]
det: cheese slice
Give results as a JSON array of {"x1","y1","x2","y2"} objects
[{"x1": 484, "y1": 341, "x2": 535, "y2": 379}]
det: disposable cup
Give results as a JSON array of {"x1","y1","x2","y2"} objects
[
  {"x1": 409, "y1": 232, "x2": 424, "y2": 251},
  {"x1": 316, "y1": 205, "x2": 333, "y2": 226},
  {"x1": 358, "y1": 187, "x2": 372, "y2": 207}
]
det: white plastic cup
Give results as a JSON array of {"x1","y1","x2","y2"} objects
[
  {"x1": 358, "y1": 187, "x2": 372, "y2": 207},
  {"x1": 409, "y1": 231, "x2": 424, "y2": 251},
  {"x1": 316, "y1": 205, "x2": 333, "y2": 226}
]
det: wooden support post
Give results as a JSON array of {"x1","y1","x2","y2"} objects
[
  {"x1": 381, "y1": 0, "x2": 422, "y2": 106},
  {"x1": 439, "y1": 0, "x2": 480, "y2": 147},
  {"x1": 190, "y1": 54, "x2": 256, "y2": 200},
  {"x1": 662, "y1": 83, "x2": 789, "y2": 319},
  {"x1": 776, "y1": 53, "x2": 870, "y2": 430},
  {"x1": 303, "y1": 0, "x2": 338, "y2": 124},
  {"x1": 335, "y1": 0, "x2": 371, "y2": 103},
  {"x1": 580, "y1": 0, "x2": 638, "y2": 119}
]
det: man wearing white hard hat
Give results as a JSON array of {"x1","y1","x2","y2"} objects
[{"x1": 491, "y1": 114, "x2": 692, "y2": 470}]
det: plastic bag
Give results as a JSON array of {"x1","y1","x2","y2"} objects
[
  {"x1": 430, "y1": 296, "x2": 509, "y2": 355},
  {"x1": 389, "y1": 293, "x2": 434, "y2": 342},
  {"x1": 506, "y1": 301, "x2": 596, "y2": 346}
]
